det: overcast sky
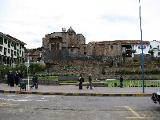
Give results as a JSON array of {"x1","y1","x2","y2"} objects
[{"x1": 0, "y1": 0, "x2": 160, "y2": 48}]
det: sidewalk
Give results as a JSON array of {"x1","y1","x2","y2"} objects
[{"x1": 0, "y1": 83, "x2": 159, "y2": 96}]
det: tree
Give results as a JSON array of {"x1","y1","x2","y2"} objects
[
  {"x1": 14, "y1": 64, "x2": 27, "y2": 77},
  {"x1": 148, "y1": 49, "x2": 154, "y2": 60},
  {"x1": 148, "y1": 49, "x2": 154, "y2": 56},
  {"x1": 0, "y1": 65, "x2": 13, "y2": 80},
  {"x1": 29, "y1": 63, "x2": 46, "y2": 75}
]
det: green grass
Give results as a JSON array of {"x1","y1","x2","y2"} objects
[
  {"x1": 36, "y1": 74, "x2": 160, "y2": 87},
  {"x1": 105, "y1": 80, "x2": 160, "y2": 87},
  {"x1": 59, "y1": 80, "x2": 78, "y2": 83},
  {"x1": 38, "y1": 76, "x2": 58, "y2": 81}
]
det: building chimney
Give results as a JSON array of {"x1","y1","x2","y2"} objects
[{"x1": 62, "y1": 28, "x2": 66, "y2": 32}]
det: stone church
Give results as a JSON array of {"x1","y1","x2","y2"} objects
[{"x1": 42, "y1": 27, "x2": 86, "y2": 63}]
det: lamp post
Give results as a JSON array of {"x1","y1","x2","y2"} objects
[
  {"x1": 139, "y1": 0, "x2": 145, "y2": 93},
  {"x1": 27, "y1": 53, "x2": 30, "y2": 91}
]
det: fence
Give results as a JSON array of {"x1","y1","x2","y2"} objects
[{"x1": 105, "y1": 80, "x2": 160, "y2": 87}]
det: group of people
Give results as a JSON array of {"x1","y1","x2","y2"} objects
[
  {"x1": 7, "y1": 70, "x2": 23, "y2": 87},
  {"x1": 78, "y1": 74, "x2": 124, "y2": 90},
  {"x1": 6, "y1": 70, "x2": 38, "y2": 89},
  {"x1": 78, "y1": 73, "x2": 93, "y2": 90}
]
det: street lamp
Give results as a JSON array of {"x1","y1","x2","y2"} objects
[
  {"x1": 139, "y1": 0, "x2": 145, "y2": 93},
  {"x1": 27, "y1": 53, "x2": 30, "y2": 91}
]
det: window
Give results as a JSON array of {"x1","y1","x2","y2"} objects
[
  {"x1": 22, "y1": 51, "x2": 24, "y2": 57},
  {"x1": 8, "y1": 49, "x2": 10, "y2": 54},
  {"x1": 14, "y1": 51, "x2": 16, "y2": 56},
  {"x1": 21, "y1": 44, "x2": 24, "y2": 48},
  {"x1": 11, "y1": 42, "x2": 14, "y2": 47},
  {"x1": 8, "y1": 41, "x2": 10, "y2": 48},
  {"x1": 17, "y1": 50, "x2": 19, "y2": 57},
  {"x1": 0, "y1": 46, "x2": 2, "y2": 51},
  {"x1": 4, "y1": 39, "x2": 7, "y2": 44},
  {"x1": 0, "y1": 36, "x2": 3, "y2": 44},
  {"x1": 158, "y1": 52, "x2": 160, "y2": 56},
  {"x1": 150, "y1": 45, "x2": 152, "y2": 49},
  {"x1": 14, "y1": 44, "x2": 16, "y2": 50},
  {"x1": 11, "y1": 50, "x2": 13, "y2": 57},
  {"x1": 4, "y1": 48, "x2": 7, "y2": 55}
]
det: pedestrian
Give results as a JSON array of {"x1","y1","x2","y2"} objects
[
  {"x1": 7, "y1": 71, "x2": 14, "y2": 87},
  {"x1": 5, "y1": 73, "x2": 9, "y2": 86},
  {"x1": 78, "y1": 74, "x2": 84, "y2": 90},
  {"x1": 86, "y1": 73, "x2": 93, "y2": 89},
  {"x1": 14, "y1": 71, "x2": 20, "y2": 86},
  {"x1": 120, "y1": 75, "x2": 123, "y2": 88},
  {"x1": 31, "y1": 73, "x2": 38, "y2": 89},
  {"x1": 18, "y1": 70, "x2": 23, "y2": 82}
]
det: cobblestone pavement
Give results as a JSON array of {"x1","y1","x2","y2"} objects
[{"x1": 0, "y1": 83, "x2": 160, "y2": 96}]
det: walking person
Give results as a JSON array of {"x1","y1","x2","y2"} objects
[
  {"x1": 86, "y1": 74, "x2": 93, "y2": 89},
  {"x1": 120, "y1": 75, "x2": 123, "y2": 88},
  {"x1": 78, "y1": 74, "x2": 84, "y2": 90},
  {"x1": 31, "y1": 73, "x2": 38, "y2": 89}
]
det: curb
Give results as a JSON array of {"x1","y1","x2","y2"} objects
[{"x1": 0, "y1": 90, "x2": 151, "y2": 96}]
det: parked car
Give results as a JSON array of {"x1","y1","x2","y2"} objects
[{"x1": 151, "y1": 91, "x2": 160, "y2": 104}]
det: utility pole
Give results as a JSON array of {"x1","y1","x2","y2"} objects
[
  {"x1": 139, "y1": 0, "x2": 145, "y2": 93},
  {"x1": 27, "y1": 53, "x2": 30, "y2": 91}
]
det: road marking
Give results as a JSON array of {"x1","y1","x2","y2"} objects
[
  {"x1": 126, "y1": 117, "x2": 154, "y2": 119},
  {"x1": 115, "y1": 106, "x2": 151, "y2": 119},
  {"x1": 125, "y1": 106, "x2": 141, "y2": 117},
  {"x1": 0, "y1": 95, "x2": 50, "y2": 102},
  {"x1": 0, "y1": 102, "x2": 17, "y2": 107},
  {"x1": 124, "y1": 106, "x2": 145, "y2": 119}
]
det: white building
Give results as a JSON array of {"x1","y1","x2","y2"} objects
[
  {"x1": 0, "y1": 32, "x2": 26, "y2": 66},
  {"x1": 149, "y1": 40, "x2": 160, "y2": 58},
  {"x1": 132, "y1": 40, "x2": 160, "y2": 58},
  {"x1": 132, "y1": 43, "x2": 150, "y2": 56}
]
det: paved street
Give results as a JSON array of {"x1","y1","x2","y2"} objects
[{"x1": 0, "y1": 94, "x2": 160, "y2": 120}]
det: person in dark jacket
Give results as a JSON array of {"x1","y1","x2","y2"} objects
[
  {"x1": 120, "y1": 75, "x2": 123, "y2": 88},
  {"x1": 14, "y1": 71, "x2": 20, "y2": 86},
  {"x1": 7, "y1": 71, "x2": 14, "y2": 87},
  {"x1": 78, "y1": 74, "x2": 84, "y2": 90},
  {"x1": 86, "y1": 74, "x2": 93, "y2": 89},
  {"x1": 18, "y1": 70, "x2": 23, "y2": 82},
  {"x1": 31, "y1": 73, "x2": 38, "y2": 89}
]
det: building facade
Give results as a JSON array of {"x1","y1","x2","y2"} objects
[
  {"x1": 0, "y1": 32, "x2": 26, "y2": 66},
  {"x1": 41, "y1": 27, "x2": 158, "y2": 64},
  {"x1": 149, "y1": 40, "x2": 160, "y2": 58},
  {"x1": 26, "y1": 47, "x2": 43, "y2": 63},
  {"x1": 42, "y1": 27, "x2": 86, "y2": 63},
  {"x1": 86, "y1": 40, "x2": 150, "y2": 58}
]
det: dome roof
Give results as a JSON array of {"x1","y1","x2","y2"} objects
[{"x1": 67, "y1": 27, "x2": 76, "y2": 34}]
